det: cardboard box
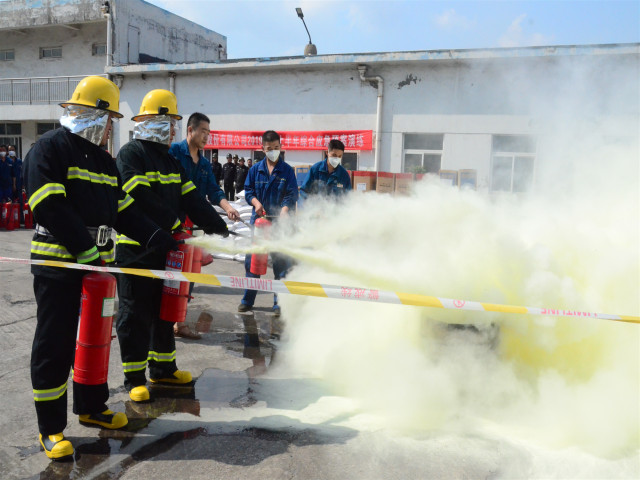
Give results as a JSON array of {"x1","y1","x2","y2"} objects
[
  {"x1": 439, "y1": 170, "x2": 458, "y2": 186},
  {"x1": 294, "y1": 165, "x2": 310, "y2": 188},
  {"x1": 394, "y1": 173, "x2": 414, "y2": 195},
  {"x1": 353, "y1": 171, "x2": 376, "y2": 192},
  {"x1": 458, "y1": 169, "x2": 477, "y2": 189},
  {"x1": 376, "y1": 172, "x2": 394, "y2": 193}
]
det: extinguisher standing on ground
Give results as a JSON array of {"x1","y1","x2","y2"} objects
[
  {"x1": 159, "y1": 232, "x2": 194, "y2": 323},
  {"x1": 74, "y1": 273, "x2": 117, "y2": 385},
  {"x1": 250, "y1": 216, "x2": 272, "y2": 275},
  {"x1": 0, "y1": 201, "x2": 9, "y2": 229},
  {"x1": 7, "y1": 202, "x2": 19, "y2": 230},
  {"x1": 23, "y1": 202, "x2": 33, "y2": 229}
]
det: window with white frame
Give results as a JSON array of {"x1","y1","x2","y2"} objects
[
  {"x1": 341, "y1": 152, "x2": 358, "y2": 171},
  {"x1": 40, "y1": 46, "x2": 62, "y2": 59},
  {"x1": 92, "y1": 44, "x2": 107, "y2": 56},
  {"x1": 36, "y1": 122, "x2": 60, "y2": 138},
  {"x1": 490, "y1": 135, "x2": 536, "y2": 193},
  {"x1": 0, "y1": 49, "x2": 15, "y2": 61},
  {"x1": 403, "y1": 134, "x2": 443, "y2": 174}
]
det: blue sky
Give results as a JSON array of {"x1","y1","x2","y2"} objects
[{"x1": 146, "y1": 0, "x2": 640, "y2": 59}]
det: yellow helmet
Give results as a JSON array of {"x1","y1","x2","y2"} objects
[
  {"x1": 132, "y1": 89, "x2": 182, "y2": 121},
  {"x1": 60, "y1": 76, "x2": 123, "y2": 118}
]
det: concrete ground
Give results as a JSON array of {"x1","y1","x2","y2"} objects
[{"x1": 1, "y1": 228, "x2": 638, "y2": 480}]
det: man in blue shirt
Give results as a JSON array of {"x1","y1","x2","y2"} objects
[
  {"x1": 239, "y1": 130, "x2": 298, "y2": 316},
  {"x1": 300, "y1": 139, "x2": 352, "y2": 198},
  {"x1": 170, "y1": 113, "x2": 240, "y2": 339},
  {"x1": 169, "y1": 113, "x2": 239, "y2": 221}
]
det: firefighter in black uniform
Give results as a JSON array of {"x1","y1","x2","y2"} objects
[
  {"x1": 211, "y1": 153, "x2": 222, "y2": 186},
  {"x1": 23, "y1": 76, "x2": 178, "y2": 461},
  {"x1": 222, "y1": 153, "x2": 236, "y2": 201},
  {"x1": 115, "y1": 89, "x2": 229, "y2": 404},
  {"x1": 235, "y1": 157, "x2": 249, "y2": 193}
]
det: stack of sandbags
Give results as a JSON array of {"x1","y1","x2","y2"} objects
[{"x1": 210, "y1": 200, "x2": 252, "y2": 263}]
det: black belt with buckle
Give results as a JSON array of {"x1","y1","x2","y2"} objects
[{"x1": 35, "y1": 224, "x2": 113, "y2": 247}]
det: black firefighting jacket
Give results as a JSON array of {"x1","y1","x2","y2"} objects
[
  {"x1": 115, "y1": 139, "x2": 228, "y2": 267},
  {"x1": 23, "y1": 128, "x2": 160, "y2": 279},
  {"x1": 222, "y1": 161, "x2": 236, "y2": 184}
]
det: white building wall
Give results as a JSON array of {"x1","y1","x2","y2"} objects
[
  {"x1": 0, "y1": 0, "x2": 227, "y2": 156},
  {"x1": 0, "y1": 21, "x2": 107, "y2": 78},
  {"x1": 113, "y1": 50, "x2": 638, "y2": 187},
  {"x1": 112, "y1": 0, "x2": 226, "y2": 65},
  {"x1": 114, "y1": 67, "x2": 379, "y2": 167}
]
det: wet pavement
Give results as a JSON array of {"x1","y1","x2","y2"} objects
[
  {"x1": 0, "y1": 230, "x2": 368, "y2": 480},
  {"x1": 2, "y1": 229, "x2": 638, "y2": 479}
]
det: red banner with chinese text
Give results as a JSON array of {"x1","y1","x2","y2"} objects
[{"x1": 205, "y1": 130, "x2": 373, "y2": 151}]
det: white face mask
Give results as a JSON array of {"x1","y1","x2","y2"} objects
[
  {"x1": 8, "y1": 151, "x2": 16, "y2": 157},
  {"x1": 265, "y1": 150, "x2": 280, "y2": 163},
  {"x1": 328, "y1": 156, "x2": 341, "y2": 168},
  {"x1": 0, "y1": 152, "x2": 5, "y2": 158}
]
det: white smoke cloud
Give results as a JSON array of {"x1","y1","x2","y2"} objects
[{"x1": 188, "y1": 42, "x2": 639, "y2": 474}]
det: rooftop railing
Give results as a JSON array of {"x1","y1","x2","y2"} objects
[{"x1": 0, "y1": 75, "x2": 107, "y2": 105}]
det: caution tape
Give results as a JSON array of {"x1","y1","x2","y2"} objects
[{"x1": 0, "y1": 256, "x2": 638, "y2": 325}]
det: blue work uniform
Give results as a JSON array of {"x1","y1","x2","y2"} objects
[
  {"x1": 0, "y1": 157, "x2": 14, "y2": 201},
  {"x1": 169, "y1": 140, "x2": 225, "y2": 207},
  {"x1": 241, "y1": 154, "x2": 298, "y2": 308},
  {"x1": 11, "y1": 156, "x2": 24, "y2": 221},
  {"x1": 300, "y1": 159, "x2": 352, "y2": 198}
]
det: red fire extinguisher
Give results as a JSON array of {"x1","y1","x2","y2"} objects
[
  {"x1": 23, "y1": 203, "x2": 33, "y2": 229},
  {"x1": 250, "y1": 216, "x2": 272, "y2": 275},
  {"x1": 159, "y1": 232, "x2": 194, "y2": 323},
  {"x1": 191, "y1": 246, "x2": 203, "y2": 274},
  {"x1": 6, "y1": 202, "x2": 19, "y2": 231},
  {"x1": 74, "y1": 273, "x2": 117, "y2": 385},
  {"x1": 183, "y1": 216, "x2": 194, "y2": 235},
  {"x1": 0, "y1": 201, "x2": 9, "y2": 229}
]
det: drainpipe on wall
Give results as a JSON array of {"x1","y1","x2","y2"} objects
[
  {"x1": 105, "y1": 14, "x2": 112, "y2": 67},
  {"x1": 102, "y1": 3, "x2": 114, "y2": 153},
  {"x1": 357, "y1": 65, "x2": 384, "y2": 171},
  {"x1": 169, "y1": 72, "x2": 176, "y2": 93}
]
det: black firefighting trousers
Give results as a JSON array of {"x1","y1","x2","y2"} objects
[
  {"x1": 116, "y1": 271, "x2": 177, "y2": 391},
  {"x1": 224, "y1": 182, "x2": 235, "y2": 201},
  {"x1": 31, "y1": 274, "x2": 109, "y2": 436}
]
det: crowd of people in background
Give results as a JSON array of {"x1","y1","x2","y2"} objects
[
  {"x1": 0, "y1": 144, "x2": 26, "y2": 225},
  {"x1": 0, "y1": 144, "x2": 23, "y2": 202},
  {"x1": 217, "y1": 152, "x2": 250, "y2": 201}
]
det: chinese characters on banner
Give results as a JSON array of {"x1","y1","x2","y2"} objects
[{"x1": 205, "y1": 130, "x2": 373, "y2": 151}]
